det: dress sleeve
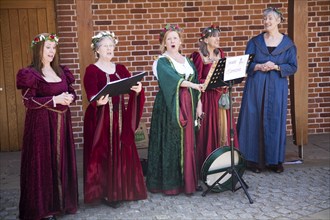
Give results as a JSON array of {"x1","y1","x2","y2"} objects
[
  {"x1": 16, "y1": 68, "x2": 54, "y2": 109},
  {"x1": 157, "y1": 57, "x2": 184, "y2": 126},
  {"x1": 190, "y1": 52, "x2": 205, "y2": 83},
  {"x1": 279, "y1": 45, "x2": 297, "y2": 78},
  {"x1": 62, "y1": 66, "x2": 77, "y2": 101},
  {"x1": 84, "y1": 65, "x2": 100, "y2": 108},
  {"x1": 245, "y1": 38, "x2": 257, "y2": 76}
]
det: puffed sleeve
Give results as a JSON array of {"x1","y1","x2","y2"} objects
[
  {"x1": 16, "y1": 68, "x2": 38, "y2": 90},
  {"x1": 62, "y1": 66, "x2": 77, "y2": 101},
  {"x1": 190, "y1": 51, "x2": 205, "y2": 83},
  {"x1": 16, "y1": 68, "x2": 54, "y2": 109}
]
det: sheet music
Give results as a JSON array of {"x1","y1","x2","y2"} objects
[{"x1": 223, "y1": 54, "x2": 249, "y2": 81}]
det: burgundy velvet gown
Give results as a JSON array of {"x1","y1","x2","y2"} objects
[
  {"x1": 16, "y1": 66, "x2": 78, "y2": 220},
  {"x1": 83, "y1": 64, "x2": 147, "y2": 203},
  {"x1": 190, "y1": 51, "x2": 239, "y2": 175}
]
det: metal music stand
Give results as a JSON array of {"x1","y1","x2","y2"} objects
[{"x1": 201, "y1": 55, "x2": 254, "y2": 204}]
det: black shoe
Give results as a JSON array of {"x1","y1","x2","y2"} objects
[
  {"x1": 275, "y1": 164, "x2": 284, "y2": 173},
  {"x1": 196, "y1": 185, "x2": 203, "y2": 191},
  {"x1": 247, "y1": 167, "x2": 261, "y2": 173},
  {"x1": 108, "y1": 201, "x2": 121, "y2": 208},
  {"x1": 267, "y1": 164, "x2": 284, "y2": 173},
  {"x1": 42, "y1": 216, "x2": 56, "y2": 220},
  {"x1": 102, "y1": 198, "x2": 121, "y2": 208}
]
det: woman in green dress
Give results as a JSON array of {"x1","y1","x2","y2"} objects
[{"x1": 146, "y1": 24, "x2": 204, "y2": 195}]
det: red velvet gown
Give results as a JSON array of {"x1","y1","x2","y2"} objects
[
  {"x1": 83, "y1": 64, "x2": 147, "y2": 203},
  {"x1": 190, "y1": 51, "x2": 239, "y2": 175},
  {"x1": 16, "y1": 66, "x2": 78, "y2": 220}
]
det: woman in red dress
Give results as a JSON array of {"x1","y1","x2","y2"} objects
[
  {"x1": 83, "y1": 31, "x2": 147, "y2": 207},
  {"x1": 16, "y1": 33, "x2": 78, "y2": 220},
  {"x1": 190, "y1": 25, "x2": 239, "y2": 181}
]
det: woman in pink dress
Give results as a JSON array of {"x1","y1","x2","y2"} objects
[
  {"x1": 16, "y1": 33, "x2": 78, "y2": 220},
  {"x1": 83, "y1": 31, "x2": 147, "y2": 207}
]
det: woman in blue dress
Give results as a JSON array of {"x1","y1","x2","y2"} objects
[{"x1": 237, "y1": 7, "x2": 297, "y2": 173}]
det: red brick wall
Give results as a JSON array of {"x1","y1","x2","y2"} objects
[
  {"x1": 55, "y1": 0, "x2": 330, "y2": 149},
  {"x1": 307, "y1": 0, "x2": 330, "y2": 134},
  {"x1": 56, "y1": 0, "x2": 84, "y2": 147}
]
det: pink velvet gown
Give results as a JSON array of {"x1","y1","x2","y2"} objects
[
  {"x1": 16, "y1": 66, "x2": 78, "y2": 220},
  {"x1": 83, "y1": 64, "x2": 147, "y2": 203},
  {"x1": 190, "y1": 51, "x2": 239, "y2": 175}
]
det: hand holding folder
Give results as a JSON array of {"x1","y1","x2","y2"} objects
[{"x1": 90, "y1": 71, "x2": 146, "y2": 102}]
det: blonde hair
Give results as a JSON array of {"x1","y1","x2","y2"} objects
[{"x1": 159, "y1": 31, "x2": 183, "y2": 54}]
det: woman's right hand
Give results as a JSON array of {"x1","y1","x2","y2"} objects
[
  {"x1": 191, "y1": 83, "x2": 205, "y2": 92},
  {"x1": 54, "y1": 92, "x2": 74, "y2": 106},
  {"x1": 256, "y1": 61, "x2": 276, "y2": 72},
  {"x1": 96, "y1": 94, "x2": 109, "y2": 106}
]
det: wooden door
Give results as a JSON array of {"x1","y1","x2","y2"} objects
[{"x1": 0, "y1": 0, "x2": 56, "y2": 151}]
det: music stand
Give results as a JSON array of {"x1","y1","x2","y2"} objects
[{"x1": 201, "y1": 54, "x2": 254, "y2": 204}]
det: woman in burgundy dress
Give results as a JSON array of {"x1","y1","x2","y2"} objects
[
  {"x1": 83, "y1": 31, "x2": 147, "y2": 207},
  {"x1": 16, "y1": 33, "x2": 78, "y2": 220},
  {"x1": 190, "y1": 25, "x2": 239, "y2": 181}
]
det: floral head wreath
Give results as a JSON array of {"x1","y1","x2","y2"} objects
[
  {"x1": 31, "y1": 33, "x2": 59, "y2": 47},
  {"x1": 265, "y1": 7, "x2": 284, "y2": 22},
  {"x1": 91, "y1": 31, "x2": 118, "y2": 49},
  {"x1": 199, "y1": 25, "x2": 221, "y2": 42},
  {"x1": 159, "y1": 24, "x2": 183, "y2": 43}
]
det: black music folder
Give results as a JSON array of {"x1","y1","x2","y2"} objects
[
  {"x1": 90, "y1": 71, "x2": 146, "y2": 102},
  {"x1": 204, "y1": 54, "x2": 254, "y2": 90}
]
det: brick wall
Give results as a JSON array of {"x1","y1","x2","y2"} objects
[
  {"x1": 307, "y1": 0, "x2": 330, "y2": 133},
  {"x1": 55, "y1": 0, "x2": 330, "y2": 149},
  {"x1": 56, "y1": 0, "x2": 84, "y2": 147}
]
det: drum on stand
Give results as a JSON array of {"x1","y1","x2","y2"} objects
[{"x1": 201, "y1": 146, "x2": 246, "y2": 192}]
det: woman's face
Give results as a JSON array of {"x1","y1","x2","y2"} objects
[
  {"x1": 204, "y1": 33, "x2": 220, "y2": 50},
  {"x1": 164, "y1": 31, "x2": 181, "y2": 53},
  {"x1": 97, "y1": 37, "x2": 115, "y2": 61},
  {"x1": 263, "y1": 12, "x2": 280, "y2": 32},
  {"x1": 42, "y1": 40, "x2": 56, "y2": 64}
]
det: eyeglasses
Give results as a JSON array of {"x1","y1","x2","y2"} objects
[{"x1": 100, "y1": 44, "x2": 115, "y2": 49}]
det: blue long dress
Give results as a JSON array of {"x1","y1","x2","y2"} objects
[{"x1": 237, "y1": 32, "x2": 297, "y2": 166}]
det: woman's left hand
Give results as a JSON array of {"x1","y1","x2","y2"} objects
[
  {"x1": 131, "y1": 81, "x2": 142, "y2": 94},
  {"x1": 196, "y1": 100, "x2": 204, "y2": 119}
]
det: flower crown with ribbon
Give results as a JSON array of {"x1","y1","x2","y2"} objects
[
  {"x1": 91, "y1": 31, "x2": 118, "y2": 49},
  {"x1": 199, "y1": 25, "x2": 221, "y2": 42},
  {"x1": 159, "y1": 24, "x2": 183, "y2": 43},
  {"x1": 31, "y1": 33, "x2": 59, "y2": 47},
  {"x1": 265, "y1": 7, "x2": 284, "y2": 22}
]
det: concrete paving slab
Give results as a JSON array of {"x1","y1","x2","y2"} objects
[{"x1": 0, "y1": 133, "x2": 329, "y2": 219}]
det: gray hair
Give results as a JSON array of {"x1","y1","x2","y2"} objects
[
  {"x1": 199, "y1": 27, "x2": 221, "y2": 57},
  {"x1": 263, "y1": 7, "x2": 284, "y2": 22}
]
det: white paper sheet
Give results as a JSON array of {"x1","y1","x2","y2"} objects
[{"x1": 224, "y1": 54, "x2": 249, "y2": 81}]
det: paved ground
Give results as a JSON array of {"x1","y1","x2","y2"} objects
[{"x1": 0, "y1": 134, "x2": 329, "y2": 220}]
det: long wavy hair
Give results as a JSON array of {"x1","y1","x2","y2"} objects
[
  {"x1": 199, "y1": 27, "x2": 221, "y2": 58},
  {"x1": 30, "y1": 33, "x2": 62, "y2": 77}
]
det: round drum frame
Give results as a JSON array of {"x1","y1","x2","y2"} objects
[{"x1": 201, "y1": 146, "x2": 246, "y2": 192}]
